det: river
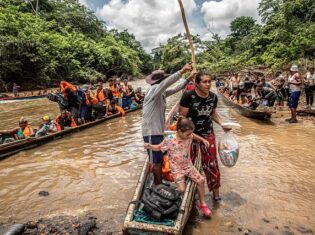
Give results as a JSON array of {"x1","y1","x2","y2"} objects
[{"x1": 0, "y1": 80, "x2": 314, "y2": 234}]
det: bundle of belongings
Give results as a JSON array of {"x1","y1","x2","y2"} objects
[{"x1": 140, "y1": 183, "x2": 182, "y2": 221}]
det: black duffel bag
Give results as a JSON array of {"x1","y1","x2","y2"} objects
[{"x1": 141, "y1": 184, "x2": 181, "y2": 221}]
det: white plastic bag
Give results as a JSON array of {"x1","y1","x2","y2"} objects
[{"x1": 218, "y1": 131, "x2": 239, "y2": 167}]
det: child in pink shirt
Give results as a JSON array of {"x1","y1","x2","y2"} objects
[{"x1": 144, "y1": 117, "x2": 212, "y2": 218}]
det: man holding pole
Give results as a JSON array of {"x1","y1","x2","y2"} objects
[{"x1": 142, "y1": 63, "x2": 195, "y2": 185}]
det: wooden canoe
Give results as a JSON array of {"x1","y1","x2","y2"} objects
[
  {"x1": 0, "y1": 105, "x2": 142, "y2": 160},
  {"x1": 123, "y1": 147, "x2": 201, "y2": 235},
  {"x1": 0, "y1": 95, "x2": 46, "y2": 102},
  {"x1": 217, "y1": 90, "x2": 272, "y2": 120}
]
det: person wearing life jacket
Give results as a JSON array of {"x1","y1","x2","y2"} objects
[
  {"x1": 60, "y1": 81, "x2": 81, "y2": 123},
  {"x1": 35, "y1": 115, "x2": 58, "y2": 137},
  {"x1": 60, "y1": 81, "x2": 77, "y2": 94},
  {"x1": 55, "y1": 111, "x2": 77, "y2": 131},
  {"x1": 77, "y1": 85, "x2": 91, "y2": 124},
  {"x1": 105, "y1": 99, "x2": 125, "y2": 117},
  {"x1": 83, "y1": 85, "x2": 97, "y2": 122},
  {"x1": 94, "y1": 82, "x2": 108, "y2": 105},
  {"x1": 109, "y1": 79, "x2": 122, "y2": 105},
  {"x1": 16, "y1": 117, "x2": 34, "y2": 139},
  {"x1": 0, "y1": 117, "x2": 35, "y2": 140}
]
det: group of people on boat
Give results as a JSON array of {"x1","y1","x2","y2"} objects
[
  {"x1": 47, "y1": 79, "x2": 144, "y2": 125},
  {"x1": 0, "y1": 79, "x2": 144, "y2": 145},
  {"x1": 217, "y1": 65, "x2": 315, "y2": 123},
  {"x1": 142, "y1": 62, "x2": 229, "y2": 219}
]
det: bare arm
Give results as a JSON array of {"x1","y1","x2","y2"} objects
[
  {"x1": 0, "y1": 127, "x2": 19, "y2": 135},
  {"x1": 29, "y1": 127, "x2": 35, "y2": 136},
  {"x1": 192, "y1": 133, "x2": 209, "y2": 147},
  {"x1": 211, "y1": 109, "x2": 223, "y2": 126},
  {"x1": 289, "y1": 74, "x2": 302, "y2": 85},
  {"x1": 144, "y1": 143, "x2": 161, "y2": 151},
  {"x1": 178, "y1": 106, "x2": 189, "y2": 117},
  {"x1": 268, "y1": 82, "x2": 277, "y2": 90}
]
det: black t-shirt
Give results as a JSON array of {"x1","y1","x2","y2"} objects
[
  {"x1": 244, "y1": 81, "x2": 255, "y2": 92},
  {"x1": 180, "y1": 90, "x2": 218, "y2": 137}
]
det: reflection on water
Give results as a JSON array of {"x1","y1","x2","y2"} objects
[{"x1": 0, "y1": 81, "x2": 314, "y2": 234}]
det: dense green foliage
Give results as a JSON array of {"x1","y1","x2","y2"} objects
[
  {"x1": 1, "y1": 0, "x2": 314, "y2": 90},
  {"x1": 0, "y1": 0, "x2": 152, "y2": 90},
  {"x1": 155, "y1": 0, "x2": 315, "y2": 74}
]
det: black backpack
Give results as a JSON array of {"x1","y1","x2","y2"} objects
[{"x1": 141, "y1": 184, "x2": 182, "y2": 221}]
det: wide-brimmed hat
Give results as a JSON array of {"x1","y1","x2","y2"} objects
[
  {"x1": 290, "y1": 65, "x2": 299, "y2": 72},
  {"x1": 145, "y1": 70, "x2": 170, "y2": 85}
]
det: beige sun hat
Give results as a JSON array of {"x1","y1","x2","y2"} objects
[{"x1": 290, "y1": 65, "x2": 299, "y2": 72}]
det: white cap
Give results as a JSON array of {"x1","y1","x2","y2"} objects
[{"x1": 290, "y1": 65, "x2": 299, "y2": 72}]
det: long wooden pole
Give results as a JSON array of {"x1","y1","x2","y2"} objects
[{"x1": 178, "y1": 0, "x2": 196, "y2": 70}]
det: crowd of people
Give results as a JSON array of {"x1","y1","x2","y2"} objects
[
  {"x1": 217, "y1": 65, "x2": 315, "y2": 123},
  {"x1": 0, "y1": 78, "x2": 144, "y2": 144}
]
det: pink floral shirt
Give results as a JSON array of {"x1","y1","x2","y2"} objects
[{"x1": 160, "y1": 135, "x2": 194, "y2": 174}]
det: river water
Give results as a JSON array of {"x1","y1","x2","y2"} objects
[{"x1": 0, "y1": 80, "x2": 314, "y2": 234}]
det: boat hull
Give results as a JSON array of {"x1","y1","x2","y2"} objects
[
  {"x1": 123, "y1": 149, "x2": 201, "y2": 235},
  {"x1": 0, "y1": 95, "x2": 46, "y2": 102},
  {"x1": 0, "y1": 105, "x2": 142, "y2": 160},
  {"x1": 217, "y1": 91, "x2": 272, "y2": 120}
]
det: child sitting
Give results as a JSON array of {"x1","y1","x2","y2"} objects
[{"x1": 144, "y1": 117, "x2": 212, "y2": 218}]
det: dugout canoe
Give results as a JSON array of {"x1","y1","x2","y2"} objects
[
  {"x1": 297, "y1": 109, "x2": 315, "y2": 116},
  {"x1": 0, "y1": 105, "x2": 142, "y2": 160},
  {"x1": 123, "y1": 147, "x2": 201, "y2": 235},
  {"x1": 0, "y1": 95, "x2": 46, "y2": 102},
  {"x1": 217, "y1": 90, "x2": 272, "y2": 120}
]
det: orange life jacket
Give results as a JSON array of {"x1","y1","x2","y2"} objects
[
  {"x1": 169, "y1": 122, "x2": 177, "y2": 131},
  {"x1": 162, "y1": 154, "x2": 174, "y2": 182},
  {"x1": 23, "y1": 125, "x2": 32, "y2": 137},
  {"x1": 55, "y1": 115, "x2": 77, "y2": 130},
  {"x1": 110, "y1": 85, "x2": 121, "y2": 98},
  {"x1": 60, "y1": 81, "x2": 77, "y2": 93},
  {"x1": 95, "y1": 89, "x2": 106, "y2": 104},
  {"x1": 54, "y1": 120, "x2": 62, "y2": 132}
]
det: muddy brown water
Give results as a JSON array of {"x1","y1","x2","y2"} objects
[{"x1": 0, "y1": 81, "x2": 314, "y2": 234}]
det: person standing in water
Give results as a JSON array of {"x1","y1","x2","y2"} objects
[
  {"x1": 304, "y1": 67, "x2": 315, "y2": 109},
  {"x1": 179, "y1": 72, "x2": 228, "y2": 202},
  {"x1": 286, "y1": 65, "x2": 302, "y2": 123}
]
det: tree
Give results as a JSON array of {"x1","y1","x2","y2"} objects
[{"x1": 230, "y1": 16, "x2": 256, "y2": 38}]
